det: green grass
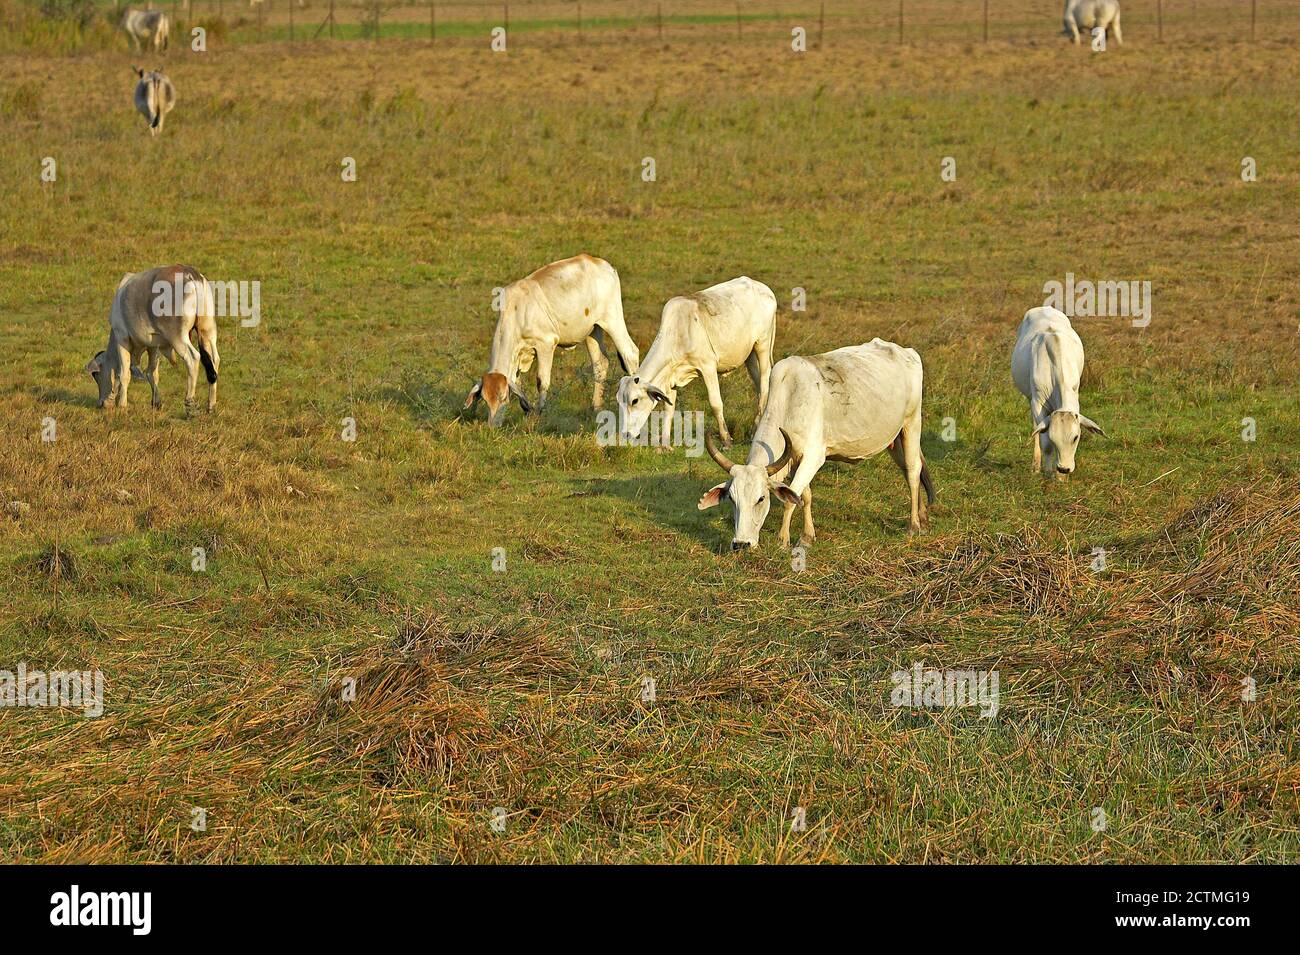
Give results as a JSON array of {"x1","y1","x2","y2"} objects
[{"x1": 0, "y1": 28, "x2": 1297, "y2": 862}]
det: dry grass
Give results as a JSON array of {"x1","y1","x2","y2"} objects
[{"x1": 0, "y1": 18, "x2": 1297, "y2": 862}]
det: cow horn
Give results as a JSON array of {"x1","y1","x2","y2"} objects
[
  {"x1": 766, "y1": 428, "x2": 795, "y2": 476},
  {"x1": 704, "y1": 432, "x2": 735, "y2": 472}
]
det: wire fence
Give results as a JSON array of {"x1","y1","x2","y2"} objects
[{"x1": 128, "y1": 0, "x2": 1300, "y2": 47}]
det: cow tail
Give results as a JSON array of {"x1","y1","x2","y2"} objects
[
  {"x1": 196, "y1": 338, "x2": 217, "y2": 383},
  {"x1": 920, "y1": 457, "x2": 935, "y2": 506}
]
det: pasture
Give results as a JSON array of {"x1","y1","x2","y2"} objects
[{"x1": 0, "y1": 8, "x2": 1297, "y2": 862}]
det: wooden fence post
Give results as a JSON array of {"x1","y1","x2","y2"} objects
[
  {"x1": 577, "y1": 2, "x2": 582, "y2": 40},
  {"x1": 1157, "y1": 0, "x2": 1163, "y2": 41},
  {"x1": 818, "y1": 0, "x2": 825, "y2": 48},
  {"x1": 288, "y1": 0, "x2": 294, "y2": 40},
  {"x1": 898, "y1": 0, "x2": 904, "y2": 43},
  {"x1": 431, "y1": 1, "x2": 435, "y2": 42},
  {"x1": 505, "y1": 3, "x2": 510, "y2": 34},
  {"x1": 330, "y1": 0, "x2": 335, "y2": 38},
  {"x1": 983, "y1": 0, "x2": 989, "y2": 42},
  {"x1": 658, "y1": 2, "x2": 663, "y2": 40},
  {"x1": 735, "y1": 1, "x2": 741, "y2": 36},
  {"x1": 1251, "y1": 0, "x2": 1257, "y2": 40}
]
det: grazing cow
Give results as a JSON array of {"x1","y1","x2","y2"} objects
[
  {"x1": 133, "y1": 68, "x2": 175, "y2": 136},
  {"x1": 1011, "y1": 306, "x2": 1106, "y2": 479},
  {"x1": 698, "y1": 339, "x2": 934, "y2": 550},
  {"x1": 616, "y1": 276, "x2": 776, "y2": 449},
  {"x1": 464, "y1": 254, "x2": 640, "y2": 426},
  {"x1": 122, "y1": 9, "x2": 169, "y2": 52},
  {"x1": 94, "y1": 266, "x2": 220, "y2": 415},
  {"x1": 1063, "y1": 0, "x2": 1122, "y2": 45}
]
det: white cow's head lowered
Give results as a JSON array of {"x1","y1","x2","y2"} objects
[
  {"x1": 1034, "y1": 410, "x2": 1106, "y2": 478},
  {"x1": 616, "y1": 375, "x2": 675, "y2": 443},
  {"x1": 464, "y1": 372, "x2": 532, "y2": 427},
  {"x1": 698, "y1": 430, "x2": 799, "y2": 551}
]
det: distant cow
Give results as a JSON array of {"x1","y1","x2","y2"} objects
[
  {"x1": 133, "y1": 68, "x2": 175, "y2": 135},
  {"x1": 1011, "y1": 306, "x2": 1106, "y2": 479},
  {"x1": 464, "y1": 254, "x2": 640, "y2": 426},
  {"x1": 122, "y1": 9, "x2": 169, "y2": 52},
  {"x1": 698, "y1": 339, "x2": 934, "y2": 550},
  {"x1": 93, "y1": 266, "x2": 220, "y2": 415},
  {"x1": 1063, "y1": 0, "x2": 1122, "y2": 45},
  {"x1": 616, "y1": 276, "x2": 776, "y2": 450}
]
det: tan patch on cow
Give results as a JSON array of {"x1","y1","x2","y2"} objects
[{"x1": 481, "y1": 372, "x2": 509, "y2": 416}]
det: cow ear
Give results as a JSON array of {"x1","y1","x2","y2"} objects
[
  {"x1": 1031, "y1": 422, "x2": 1048, "y2": 441},
  {"x1": 646, "y1": 385, "x2": 673, "y2": 406},
  {"x1": 697, "y1": 483, "x2": 728, "y2": 510},
  {"x1": 509, "y1": 381, "x2": 533, "y2": 414},
  {"x1": 1079, "y1": 415, "x2": 1107, "y2": 438},
  {"x1": 773, "y1": 484, "x2": 801, "y2": 506},
  {"x1": 463, "y1": 382, "x2": 482, "y2": 410}
]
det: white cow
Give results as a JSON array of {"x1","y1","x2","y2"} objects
[
  {"x1": 1011, "y1": 306, "x2": 1106, "y2": 479},
  {"x1": 616, "y1": 276, "x2": 776, "y2": 449},
  {"x1": 93, "y1": 265, "x2": 220, "y2": 415},
  {"x1": 1063, "y1": 0, "x2": 1122, "y2": 45},
  {"x1": 133, "y1": 68, "x2": 175, "y2": 136},
  {"x1": 698, "y1": 339, "x2": 934, "y2": 550},
  {"x1": 122, "y1": 9, "x2": 170, "y2": 52},
  {"x1": 464, "y1": 254, "x2": 640, "y2": 426}
]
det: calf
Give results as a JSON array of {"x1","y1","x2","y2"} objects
[
  {"x1": 617, "y1": 276, "x2": 776, "y2": 449},
  {"x1": 464, "y1": 254, "x2": 639, "y2": 426},
  {"x1": 1011, "y1": 306, "x2": 1106, "y2": 479},
  {"x1": 94, "y1": 266, "x2": 220, "y2": 415},
  {"x1": 698, "y1": 339, "x2": 934, "y2": 550}
]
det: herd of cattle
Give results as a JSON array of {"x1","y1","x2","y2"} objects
[
  {"x1": 88, "y1": 255, "x2": 1106, "y2": 551},
  {"x1": 115, "y1": 1, "x2": 1125, "y2": 135},
  {"x1": 98, "y1": 3, "x2": 1122, "y2": 549}
]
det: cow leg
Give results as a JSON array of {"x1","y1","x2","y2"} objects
[
  {"x1": 745, "y1": 346, "x2": 771, "y2": 426},
  {"x1": 534, "y1": 342, "x2": 555, "y2": 414},
  {"x1": 146, "y1": 346, "x2": 163, "y2": 408},
  {"x1": 701, "y1": 364, "x2": 731, "y2": 447},
  {"x1": 585, "y1": 332, "x2": 609, "y2": 410},
  {"x1": 901, "y1": 417, "x2": 925, "y2": 532},
  {"x1": 1067, "y1": 20, "x2": 1080, "y2": 43},
  {"x1": 111, "y1": 337, "x2": 133, "y2": 409},
  {"x1": 778, "y1": 499, "x2": 796, "y2": 549},
  {"x1": 194, "y1": 317, "x2": 220, "y2": 412},
  {"x1": 799, "y1": 487, "x2": 816, "y2": 547},
  {"x1": 161, "y1": 326, "x2": 201, "y2": 416},
  {"x1": 1111, "y1": 13, "x2": 1122, "y2": 44}
]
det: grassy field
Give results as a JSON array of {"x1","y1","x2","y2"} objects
[{"x1": 1, "y1": 15, "x2": 1297, "y2": 862}]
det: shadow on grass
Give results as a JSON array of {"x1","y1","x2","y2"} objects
[
  {"x1": 36, "y1": 387, "x2": 98, "y2": 409},
  {"x1": 578, "y1": 472, "x2": 724, "y2": 549}
]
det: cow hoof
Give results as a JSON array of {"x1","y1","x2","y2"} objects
[
  {"x1": 778, "y1": 536, "x2": 790, "y2": 550},
  {"x1": 798, "y1": 535, "x2": 815, "y2": 548}
]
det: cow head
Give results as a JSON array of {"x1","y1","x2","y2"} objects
[
  {"x1": 86, "y1": 350, "x2": 114, "y2": 406},
  {"x1": 698, "y1": 430, "x2": 798, "y2": 551},
  {"x1": 616, "y1": 375, "x2": 674, "y2": 444},
  {"x1": 464, "y1": 372, "x2": 530, "y2": 426},
  {"x1": 1033, "y1": 409, "x2": 1106, "y2": 479}
]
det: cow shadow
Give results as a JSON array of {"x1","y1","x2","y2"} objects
[
  {"x1": 579, "y1": 472, "x2": 724, "y2": 548},
  {"x1": 35, "y1": 387, "x2": 99, "y2": 409}
]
